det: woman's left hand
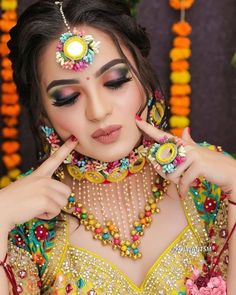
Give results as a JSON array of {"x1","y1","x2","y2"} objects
[{"x1": 136, "y1": 118, "x2": 236, "y2": 199}]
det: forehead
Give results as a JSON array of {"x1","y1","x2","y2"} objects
[{"x1": 39, "y1": 25, "x2": 133, "y2": 86}]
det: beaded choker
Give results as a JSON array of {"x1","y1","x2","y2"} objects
[{"x1": 42, "y1": 125, "x2": 153, "y2": 184}]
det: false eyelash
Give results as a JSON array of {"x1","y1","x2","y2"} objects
[
  {"x1": 104, "y1": 76, "x2": 133, "y2": 90},
  {"x1": 52, "y1": 92, "x2": 80, "y2": 107}
]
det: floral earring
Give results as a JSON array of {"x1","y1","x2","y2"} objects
[
  {"x1": 40, "y1": 125, "x2": 74, "y2": 164},
  {"x1": 147, "y1": 90, "x2": 166, "y2": 129}
]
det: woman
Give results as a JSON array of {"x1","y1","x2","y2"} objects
[{"x1": 0, "y1": 0, "x2": 235, "y2": 294}]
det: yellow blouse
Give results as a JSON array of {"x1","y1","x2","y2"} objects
[{"x1": 8, "y1": 179, "x2": 228, "y2": 295}]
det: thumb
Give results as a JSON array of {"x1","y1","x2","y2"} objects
[{"x1": 182, "y1": 127, "x2": 195, "y2": 144}]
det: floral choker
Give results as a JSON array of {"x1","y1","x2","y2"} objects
[{"x1": 41, "y1": 126, "x2": 153, "y2": 184}]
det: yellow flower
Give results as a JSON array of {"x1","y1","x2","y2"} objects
[
  {"x1": 1, "y1": 0, "x2": 17, "y2": 10},
  {"x1": 8, "y1": 168, "x2": 21, "y2": 179},
  {"x1": 170, "y1": 70, "x2": 191, "y2": 84},
  {"x1": 0, "y1": 176, "x2": 11, "y2": 188},
  {"x1": 170, "y1": 48, "x2": 191, "y2": 61},
  {"x1": 169, "y1": 116, "x2": 190, "y2": 128}
]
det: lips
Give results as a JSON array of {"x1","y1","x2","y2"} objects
[{"x1": 91, "y1": 125, "x2": 122, "y2": 138}]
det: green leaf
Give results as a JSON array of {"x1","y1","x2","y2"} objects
[{"x1": 231, "y1": 52, "x2": 236, "y2": 68}]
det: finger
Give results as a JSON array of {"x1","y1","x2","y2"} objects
[
  {"x1": 47, "y1": 178, "x2": 72, "y2": 199},
  {"x1": 36, "y1": 199, "x2": 62, "y2": 220},
  {"x1": 181, "y1": 127, "x2": 195, "y2": 145},
  {"x1": 47, "y1": 188, "x2": 71, "y2": 208},
  {"x1": 167, "y1": 153, "x2": 194, "y2": 184},
  {"x1": 135, "y1": 118, "x2": 172, "y2": 142},
  {"x1": 36, "y1": 135, "x2": 78, "y2": 176},
  {"x1": 178, "y1": 164, "x2": 201, "y2": 198}
]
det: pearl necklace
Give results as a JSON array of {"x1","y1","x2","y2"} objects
[{"x1": 64, "y1": 163, "x2": 169, "y2": 260}]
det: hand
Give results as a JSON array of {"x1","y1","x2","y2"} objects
[
  {"x1": 0, "y1": 136, "x2": 78, "y2": 233},
  {"x1": 136, "y1": 118, "x2": 236, "y2": 198}
]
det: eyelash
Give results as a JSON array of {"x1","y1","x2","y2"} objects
[
  {"x1": 104, "y1": 76, "x2": 133, "y2": 90},
  {"x1": 52, "y1": 76, "x2": 133, "y2": 107},
  {"x1": 52, "y1": 92, "x2": 80, "y2": 107}
]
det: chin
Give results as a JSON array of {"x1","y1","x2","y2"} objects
[{"x1": 75, "y1": 139, "x2": 140, "y2": 162}]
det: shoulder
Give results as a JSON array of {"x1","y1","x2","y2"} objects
[{"x1": 9, "y1": 216, "x2": 59, "y2": 277}]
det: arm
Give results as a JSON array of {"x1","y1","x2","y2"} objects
[
  {"x1": 226, "y1": 180, "x2": 236, "y2": 294},
  {"x1": 0, "y1": 231, "x2": 10, "y2": 295}
]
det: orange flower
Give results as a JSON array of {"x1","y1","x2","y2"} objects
[
  {"x1": 170, "y1": 0, "x2": 195, "y2": 10},
  {"x1": 1, "y1": 34, "x2": 10, "y2": 43},
  {"x1": 2, "y1": 154, "x2": 21, "y2": 170},
  {"x1": 3, "y1": 117, "x2": 18, "y2": 127},
  {"x1": 171, "y1": 60, "x2": 189, "y2": 71},
  {"x1": 169, "y1": 96, "x2": 190, "y2": 107},
  {"x1": 2, "y1": 94, "x2": 19, "y2": 104},
  {"x1": 171, "y1": 84, "x2": 191, "y2": 96},
  {"x1": 2, "y1": 127, "x2": 18, "y2": 139},
  {"x1": 2, "y1": 10, "x2": 17, "y2": 21},
  {"x1": 1, "y1": 104, "x2": 21, "y2": 117},
  {"x1": 172, "y1": 21, "x2": 192, "y2": 37},
  {"x1": 0, "y1": 43, "x2": 10, "y2": 57},
  {"x1": 170, "y1": 128, "x2": 184, "y2": 137},
  {"x1": 0, "y1": 19, "x2": 16, "y2": 33},
  {"x1": 173, "y1": 37, "x2": 191, "y2": 48},
  {"x1": 1, "y1": 69, "x2": 13, "y2": 81},
  {"x1": 2, "y1": 141, "x2": 20, "y2": 154},
  {"x1": 2, "y1": 57, "x2": 12, "y2": 69},
  {"x1": 170, "y1": 106, "x2": 190, "y2": 116},
  {"x1": 1, "y1": 82, "x2": 17, "y2": 94}
]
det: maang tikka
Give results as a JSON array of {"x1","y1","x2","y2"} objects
[{"x1": 55, "y1": 1, "x2": 100, "y2": 72}]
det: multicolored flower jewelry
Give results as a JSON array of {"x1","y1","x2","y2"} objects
[
  {"x1": 40, "y1": 125, "x2": 153, "y2": 184},
  {"x1": 148, "y1": 136, "x2": 186, "y2": 173},
  {"x1": 65, "y1": 176, "x2": 169, "y2": 260},
  {"x1": 55, "y1": 1, "x2": 100, "y2": 72}
]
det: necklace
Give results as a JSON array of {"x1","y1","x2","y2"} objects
[
  {"x1": 64, "y1": 163, "x2": 169, "y2": 260},
  {"x1": 42, "y1": 123, "x2": 153, "y2": 184}
]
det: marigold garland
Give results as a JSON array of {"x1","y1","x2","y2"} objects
[
  {"x1": 169, "y1": 0, "x2": 195, "y2": 136},
  {"x1": 0, "y1": 0, "x2": 21, "y2": 188}
]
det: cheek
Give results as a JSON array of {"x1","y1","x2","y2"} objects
[
  {"x1": 118, "y1": 86, "x2": 144, "y2": 117},
  {"x1": 47, "y1": 108, "x2": 85, "y2": 139}
]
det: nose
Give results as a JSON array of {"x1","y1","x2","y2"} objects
[{"x1": 86, "y1": 91, "x2": 112, "y2": 122}]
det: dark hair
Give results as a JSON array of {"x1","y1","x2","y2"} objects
[{"x1": 8, "y1": 0, "x2": 166, "y2": 158}]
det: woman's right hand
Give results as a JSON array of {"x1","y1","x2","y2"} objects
[{"x1": 0, "y1": 135, "x2": 78, "y2": 234}]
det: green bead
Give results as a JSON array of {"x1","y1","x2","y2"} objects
[
  {"x1": 77, "y1": 278, "x2": 85, "y2": 289},
  {"x1": 81, "y1": 213, "x2": 87, "y2": 219},
  {"x1": 68, "y1": 196, "x2": 75, "y2": 202},
  {"x1": 133, "y1": 248, "x2": 139, "y2": 254},
  {"x1": 102, "y1": 233, "x2": 110, "y2": 240},
  {"x1": 178, "y1": 292, "x2": 186, "y2": 295},
  {"x1": 135, "y1": 226, "x2": 142, "y2": 232}
]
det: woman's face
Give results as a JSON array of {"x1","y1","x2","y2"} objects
[{"x1": 40, "y1": 26, "x2": 147, "y2": 162}]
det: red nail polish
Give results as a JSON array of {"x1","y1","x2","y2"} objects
[
  {"x1": 70, "y1": 135, "x2": 78, "y2": 142},
  {"x1": 188, "y1": 127, "x2": 191, "y2": 134},
  {"x1": 135, "y1": 115, "x2": 142, "y2": 121}
]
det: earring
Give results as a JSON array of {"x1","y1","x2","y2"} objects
[
  {"x1": 40, "y1": 125, "x2": 74, "y2": 164},
  {"x1": 147, "y1": 90, "x2": 166, "y2": 128}
]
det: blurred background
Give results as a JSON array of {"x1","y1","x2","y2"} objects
[{"x1": 0, "y1": 0, "x2": 236, "y2": 185}]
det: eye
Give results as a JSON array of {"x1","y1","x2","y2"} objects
[
  {"x1": 51, "y1": 92, "x2": 80, "y2": 107},
  {"x1": 104, "y1": 76, "x2": 133, "y2": 90}
]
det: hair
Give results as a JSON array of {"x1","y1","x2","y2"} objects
[{"x1": 8, "y1": 0, "x2": 167, "y2": 159}]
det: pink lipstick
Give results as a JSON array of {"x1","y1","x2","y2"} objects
[{"x1": 91, "y1": 125, "x2": 122, "y2": 144}]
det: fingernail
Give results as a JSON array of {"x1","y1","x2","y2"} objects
[
  {"x1": 135, "y1": 115, "x2": 142, "y2": 121},
  {"x1": 70, "y1": 135, "x2": 78, "y2": 142},
  {"x1": 188, "y1": 127, "x2": 191, "y2": 134}
]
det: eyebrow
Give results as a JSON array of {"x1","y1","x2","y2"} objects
[{"x1": 46, "y1": 58, "x2": 127, "y2": 93}]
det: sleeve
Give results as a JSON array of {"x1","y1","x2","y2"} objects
[
  {"x1": 188, "y1": 143, "x2": 229, "y2": 280},
  {"x1": 8, "y1": 217, "x2": 58, "y2": 294},
  {"x1": 7, "y1": 242, "x2": 41, "y2": 294}
]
